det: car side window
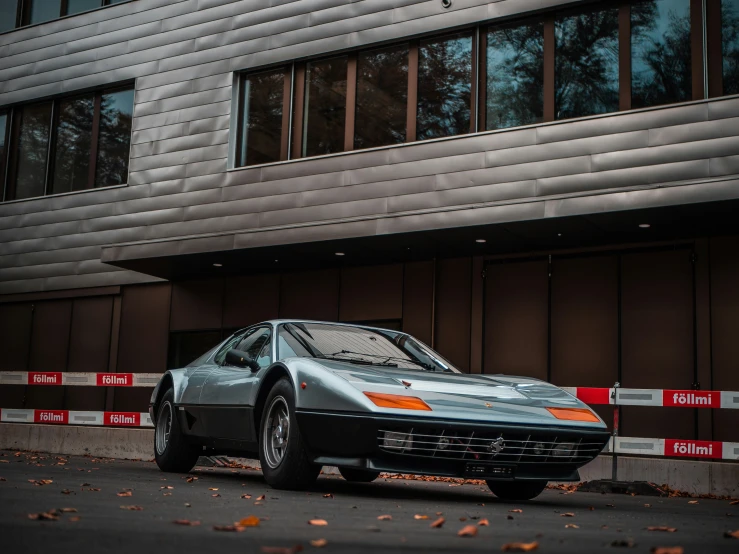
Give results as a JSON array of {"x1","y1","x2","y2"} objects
[
  {"x1": 235, "y1": 327, "x2": 272, "y2": 369},
  {"x1": 214, "y1": 331, "x2": 248, "y2": 366}
]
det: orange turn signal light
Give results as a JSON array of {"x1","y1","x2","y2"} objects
[
  {"x1": 546, "y1": 407, "x2": 600, "y2": 422},
  {"x1": 364, "y1": 392, "x2": 432, "y2": 411}
]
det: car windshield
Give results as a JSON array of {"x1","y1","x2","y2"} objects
[{"x1": 276, "y1": 322, "x2": 459, "y2": 373}]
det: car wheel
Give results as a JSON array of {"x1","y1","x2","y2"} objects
[
  {"x1": 154, "y1": 388, "x2": 200, "y2": 473},
  {"x1": 259, "y1": 377, "x2": 320, "y2": 490},
  {"x1": 487, "y1": 480, "x2": 548, "y2": 501},
  {"x1": 339, "y1": 467, "x2": 381, "y2": 483}
]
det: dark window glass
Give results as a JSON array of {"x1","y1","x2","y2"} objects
[
  {"x1": 303, "y1": 56, "x2": 347, "y2": 157},
  {"x1": 235, "y1": 327, "x2": 272, "y2": 369},
  {"x1": 28, "y1": 0, "x2": 61, "y2": 24},
  {"x1": 0, "y1": 113, "x2": 7, "y2": 192},
  {"x1": 51, "y1": 95, "x2": 94, "y2": 194},
  {"x1": 555, "y1": 6, "x2": 619, "y2": 120},
  {"x1": 67, "y1": 0, "x2": 103, "y2": 15},
  {"x1": 632, "y1": 0, "x2": 692, "y2": 108},
  {"x1": 238, "y1": 70, "x2": 284, "y2": 166},
  {"x1": 487, "y1": 23, "x2": 544, "y2": 130},
  {"x1": 95, "y1": 88, "x2": 134, "y2": 187},
  {"x1": 417, "y1": 32, "x2": 473, "y2": 140},
  {"x1": 722, "y1": 0, "x2": 739, "y2": 95},
  {"x1": 354, "y1": 45, "x2": 408, "y2": 149},
  {"x1": 12, "y1": 102, "x2": 52, "y2": 200},
  {"x1": 0, "y1": 0, "x2": 19, "y2": 33}
]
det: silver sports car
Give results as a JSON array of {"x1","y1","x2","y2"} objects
[{"x1": 150, "y1": 320, "x2": 610, "y2": 500}]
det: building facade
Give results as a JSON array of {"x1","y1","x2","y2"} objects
[{"x1": 1, "y1": 0, "x2": 738, "y2": 445}]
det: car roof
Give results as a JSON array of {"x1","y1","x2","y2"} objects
[{"x1": 245, "y1": 319, "x2": 404, "y2": 335}]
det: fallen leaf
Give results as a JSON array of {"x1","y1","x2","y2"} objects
[
  {"x1": 414, "y1": 514, "x2": 428, "y2": 520},
  {"x1": 501, "y1": 541, "x2": 539, "y2": 551},
  {"x1": 88, "y1": 488, "x2": 101, "y2": 492},
  {"x1": 238, "y1": 515, "x2": 260, "y2": 527},
  {"x1": 308, "y1": 519, "x2": 328, "y2": 526},
  {"x1": 61, "y1": 489, "x2": 74, "y2": 495},
  {"x1": 688, "y1": 500, "x2": 698, "y2": 505},
  {"x1": 458, "y1": 525, "x2": 478, "y2": 537},
  {"x1": 730, "y1": 501, "x2": 739, "y2": 506},
  {"x1": 647, "y1": 527, "x2": 677, "y2": 533},
  {"x1": 644, "y1": 504, "x2": 652, "y2": 508},
  {"x1": 478, "y1": 519, "x2": 489, "y2": 526},
  {"x1": 310, "y1": 539, "x2": 328, "y2": 548},
  {"x1": 211, "y1": 494, "x2": 221, "y2": 497},
  {"x1": 588, "y1": 506, "x2": 595, "y2": 511},
  {"x1": 509, "y1": 509, "x2": 523, "y2": 513},
  {"x1": 119, "y1": 505, "x2": 144, "y2": 511},
  {"x1": 184, "y1": 503, "x2": 191, "y2": 508},
  {"x1": 565, "y1": 524, "x2": 579, "y2": 529},
  {"x1": 725, "y1": 530, "x2": 739, "y2": 539},
  {"x1": 60, "y1": 508, "x2": 77, "y2": 513},
  {"x1": 377, "y1": 515, "x2": 392, "y2": 521},
  {"x1": 173, "y1": 519, "x2": 200, "y2": 526},
  {"x1": 208, "y1": 488, "x2": 218, "y2": 491},
  {"x1": 163, "y1": 493, "x2": 172, "y2": 496},
  {"x1": 260, "y1": 546, "x2": 303, "y2": 554},
  {"x1": 650, "y1": 548, "x2": 683, "y2": 554},
  {"x1": 561, "y1": 513, "x2": 575, "y2": 517},
  {"x1": 430, "y1": 517, "x2": 445, "y2": 528},
  {"x1": 117, "y1": 491, "x2": 132, "y2": 497},
  {"x1": 436, "y1": 512, "x2": 443, "y2": 516},
  {"x1": 28, "y1": 479, "x2": 53, "y2": 486},
  {"x1": 242, "y1": 494, "x2": 252, "y2": 499},
  {"x1": 213, "y1": 525, "x2": 244, "y2": 532},
  {"x1": 257, "y1": 495, "x2": 266, "y2": 501},
  {"x1": 322, "y1": 494, "x2": 333, "y2": 499},
  {"x1": 28, "y1": 512, "x2": 59, "y2": 521},
  {"x1": 186, "y1": 476, "x2": 198, "y2": 483}
]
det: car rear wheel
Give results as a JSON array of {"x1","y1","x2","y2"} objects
[
  {"x1": 487, "y1": 480, "x2": 547, "y2": 501},
  {"x1": 259, "y1": 377, "x2": 320, "y2": 490},
  {"x1": 154, "y1": 388, "x2": 200, "y2": 473},
  {"x1": 338, "y1": 467, "x2": 381, "y2": 483}
]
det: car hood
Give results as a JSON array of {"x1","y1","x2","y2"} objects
[{"x1": 316, "y1": 360, "x2": 604, "y2": 428}]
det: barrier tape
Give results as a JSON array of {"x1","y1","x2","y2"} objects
[
  {"x1": 0, "y1": 408, "x2": 152, "y2": 427},
  {"x1": 0, "y1": 372, "x2": 161, "y2": 387},
  {"x1": 561, "y1": 387, "x2": 739, "y2": 409}
]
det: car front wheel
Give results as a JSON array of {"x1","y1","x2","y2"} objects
[
  {"x1": 487, "y1": 480, "x2": 548, "y2": 501},
  {"x1": 259, "y1": 377, "x2": 320, "y2": 490},
  {"x1": 154, "y1": 388, "x2": 200, "y2": 473}
]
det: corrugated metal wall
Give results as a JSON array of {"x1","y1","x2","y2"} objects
[{"x1": 2, "y1": 0, "x2": 739, "y2": 296}]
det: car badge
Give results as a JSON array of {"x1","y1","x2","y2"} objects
[{"x1": 488, "y1": 437, "x2": 505, "y2": 455}]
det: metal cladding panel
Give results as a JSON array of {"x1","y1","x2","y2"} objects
[{"x1": 1, "y1": 1, "x2": 739, "y2": 294}]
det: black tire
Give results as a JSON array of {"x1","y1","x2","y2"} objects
[
  {"x1": 259, "y1": 377, "x2": 320, "y2": 490},
  {"x1": 339, "y1": 467, "x2": 381, "y2": 483},
  {"x1": 154, "y1": 388, "x2": 200, "y2": 473},
  {"x1": 487, "y1": 480, "x2": 548, "y2": 501}
]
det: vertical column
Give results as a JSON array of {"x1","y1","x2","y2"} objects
[
  {"x1": 406, "y1": 41, "x2": 419, "y2": 142},
  {"x1": 291, "y1": 64, "x2": 306, "y2": 159},
  {"x1": 344, "y1": 53, "x2": 357, "y2": 152},
  {"x1": 706, "y1": 0, "x2": 723, "y2": 97},
  {"x1": 477, "y1": 30, "x2": 487, "y2": 132},
  {"x1": 88, "y1": 93, "x2": 102, "y2": 187},
  {"x1": 619, "y1": 3, "x2": 632, "y2": 111},
  {"x1": 543, "y1": 19, "x2": 556, "y2": 122},
  {"x1": 280, "y1": 67, "x2": 292, "y2": 161},
  {"x1": 691, "y1": 0, "x2": 706, "y2": 100},
  {"x1": 470, "y1": 28, "x2": 479, "y2": 134}
]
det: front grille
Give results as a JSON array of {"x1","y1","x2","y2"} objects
[{"x1": 378, "y1": 427, "x2": 605, "y2": 464}]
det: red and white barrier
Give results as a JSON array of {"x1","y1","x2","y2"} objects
[
  {"x1": 0, "y1": 408, "x2": 152, "y2": 427},
  {"x1": 601, "y1": 437, "x2": 739, "y2": 461},
  {"x1": 562, "y1": 387, "x2": 739, "y2": 409},
  {"x1": 0, "y1": 372, "x2": 161, "y2": 387}
]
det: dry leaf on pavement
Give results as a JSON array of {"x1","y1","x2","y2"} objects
[
  {"x1": 257, "y1": 495, "x2": 266, "y2": 501},
  {"x1": 647, "y1": 527, "x2": 677, "y2": 532},
  {"x1": 724, "y1": 530, "x2": 739, "y2": 539},
  {"x1": 119, "y1": 505, "x2": 144, "y2": 511},
  {"x1": 478, "y1": 519, "x2": 489, "y2": 526},
  {"x1": 213, "y1": 525, "x2": 244, "y2": 532},
  {"x1": 509, "y1": 509, "x2": 523, "y2": 513},
  {"x1": 650, "y1": 548, "x2": 683, "y2": 554},
  {"x1": 173, "y1": 519, "x2": 201, "y2": 526},
  {"x1": 211, "y1": 494, "x2": 221, "y2": 497},
  {"x1": 59, "y1": 508, "x2": 77, "y2": 513},
  {"x1": 430, "y1": 517, "x2": 445, "y2": 528},
  {"x1": 688, "y1": 501, "x2": 698, "y2": 505},
  {"x1": 242, "y1": 494, "x2": 252, "y2": 499},
  {"x1": 323, "y1": 494, "x2": 333, "y2": 499},
  {"x1": 310, "y1": 539, "x2": 328, "y2": 547},
  {"x1": 28, "y1": 512, "x2": 59, "y2": 521},
  {"x1": 561, "y1": 513, "x2": 575, "y2": 517},
  {"x1": 308, "y1": 519, "x2": 328, "y2": 526},
  {"x1": 413, "y1": 514, "x2": 428, "y2": 520},
  {"x1": 730, "y1": 501, "x2": 739, "y2": 506},
  {"x1": 458, "y1": 525, "x2": 478, "y2": 537},
  {"x1": 565, "y1": 524, "x2": 579, "y2": 529},
  {"x1": 238, "y1": 516, "x2": 260, "y2": 527},
  {"x1": 186, "y1": 476, "x2": 198, "y2": 483},
  {"x1": 28, "y1": 479, "x2": 53, "y2": 486},
  {"x1": 61, "y1": 489, "x2": 74, "y2": 495},
  {"x1": 208, "y1": 488, "x2": 218, "y2": 491},
  {"x1": 377, "y1": 515, "x2": 392, "y2": 521},
  {"x1": 117, "y1": 491, "x2": 132, "y2": 497},
  {"x1": 501, "y1": 541, "x2": 539, "y2": 551}
]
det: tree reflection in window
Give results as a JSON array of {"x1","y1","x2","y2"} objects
[
  {"x1": 487, "y1": 23, "x2": 544, "y2": 130},
  {"x1": 239, "y1": 70, "x2": 284, "y2": 166},
  {"x1": 417, "y1": 32, "x2": 473, "y2": 140},
  {"x1": 0, "y1": 113, "x2": 7, "y2": 191},
  {"x1": 303, "y1": 57, "x2": 348, "y2": 157},
  {"x1": 632, "y1": 0, "x2": 692, "y2": 109},
  {"x1": 13, "y1": 102, "x2": 53, "y2": 200},
  {"x1": 355, "y1": 45, "x2": 408, "y2": 149},
  {"x1": 51, "y1": 95, "x2": 94, "y2": 195},
  {"x1": 722, "y1": 0, "x2": 739, "y2": 95},
  {"x1": 95, "y1": 88, "x2": 134, "y2": 187},
  {"x1": 556, "y1": 6, "x2": 619, "y2": 120}
]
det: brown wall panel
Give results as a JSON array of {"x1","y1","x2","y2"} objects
[
  {"x1": 0, "y1": 303, "x2": 33, "y2": 408},
  {"x1": 484, "y1": 260, "x2": 548, "y2": 380},
  {"x1": 25, "y1": 300, "x2": 73, "y2": 409},
  {"x1": 170, "y1": 278, "x2": 224, "y2": 331},
  {"x1": 65, "y1": 296, "x2": 114, "y2": 411},
  {"x1": 435, "y1": 258, "x2": 472, "y2": 372},
  {"x1": 339, "y1": 264, "x2": 403, "y2": 322},
  {"x1": 620, "y1": 250, "x2": 695, "y2": 439},
  {"x1": 402, "y1": 261, "x2": 434, "y2": 345},
  {"x1": 551, "y1": 256, "x2": 618, "y2": 428},
  {"x1": 709, "y1": 236, "x2": 739, "y2": 441},
  {"x1": 279, "y1": 269, "x2": 339, "y2": 321},
  {"x1": 223, "y1": 273, "x2": 280, "y2": 329},
  {"x1": 114, "y1": 283, "x2": 171, "y2": 411}
]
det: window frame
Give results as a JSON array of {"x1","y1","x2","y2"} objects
[{"x1": 0, "y1": 110, "x2": 9, "y2": 202}]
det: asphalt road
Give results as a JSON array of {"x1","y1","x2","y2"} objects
[{"x1": 0, "y1": 450, "x2": 737, "y2": 554}]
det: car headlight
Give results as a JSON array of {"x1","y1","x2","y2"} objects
[
  {"x1": 383, "y1": 431, "x2": 413, "y2": 452},
  {"x1": 551, "y1": 442, "x2": 577, "y2": 458}
]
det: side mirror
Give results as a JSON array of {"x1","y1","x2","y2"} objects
[{"x1": 225, "y1": 349, "x2": 260, "y2": 372}]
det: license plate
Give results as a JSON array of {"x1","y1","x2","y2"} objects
[{"x1": 464, "y1": 463, "x2": 515, "y2": 478}]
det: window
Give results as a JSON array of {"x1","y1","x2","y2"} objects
[
  {"x1": 721, "y1": 0, "x2": 739, "y2": 95},
  {"x1": 303, "y1": 56, "x2": 348, "y2": 157},
  {"x1": 67, "y1": 0, "x2": 104, "y2": 16},
  {"x1": 417, "y1": 32, "x2": 473, "y2": 140},
  {"x1": 0, "y1": 1, "x2": 131, "y2": 32},
  {"x1": 27, "y1": 0, "x2": 62, "y2": 24},
  {"x1": 0, "y1": 112, "x2": 8, "y2": 197},
  {"x1": 0, "y1": 0, "x2": 19, "y2": 33},
  {"x1": 238, "y1": 70, "x2": 285, "y2": 167},
  {"x1": 214, "y1": 331, "x2": 248, "y2": 366},
  {"x1": 632, "y1": 0, "x2": 692, "y2": 108},
  {"x1": 3, "y1": 85, "x2": 134, "y2": 202},
  {"x1": 556, "y1": 5, "x2": 620, "y2": 119},
  {"x1": 486, "y1": 22, "x2": 544, "y2": 130},
  {"x1": 354, "y1": 45, "x2": 409, "y2": 149},
  {"x1": 235, "y1": 327, "x2": 272, "y2": 369}
]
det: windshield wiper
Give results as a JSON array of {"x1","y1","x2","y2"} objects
[
  {"x1": 329, "y1": 350, "x2": 433, "y2": 371},
  {"x1": 316, "y1": 355, "x2": 397, "y2": 367}
]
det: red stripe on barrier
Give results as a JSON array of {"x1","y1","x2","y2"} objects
[
  {"x1": 103, "y1": 412, "x2": 140, "y2": 426},
  {"x1": 34, "y1": 410, "x2": 68, "y2": 425},
  {"x1": 663, "y1": 390, "x2": 719, "y2": 408},
  {"x1": 96, "y1": 374, "x2": 134, "y2": 387},
  {"x1": 576, "y1": 388, "x2": 611, "y2": 405},
  {"x1": 28, "y1": 372, "x2": 62, "y2": 386},
  {"x1": 664, "y1": 439, "x2": 722, "y2": 459}
]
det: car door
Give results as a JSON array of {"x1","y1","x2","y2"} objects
[{"x1": 199, "y1": 325, "x2": 273, "y2": 444}]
